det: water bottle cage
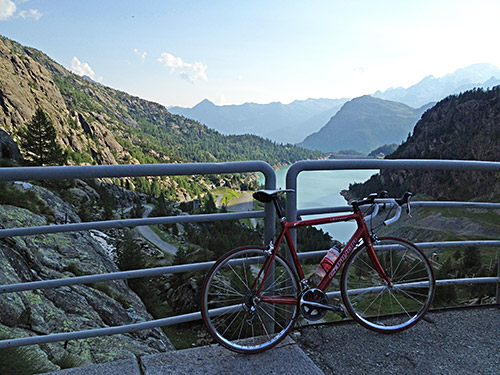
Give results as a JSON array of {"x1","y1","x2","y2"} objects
[{"x1": 320, "y1": 259, "x2": 334, "y2": 272}]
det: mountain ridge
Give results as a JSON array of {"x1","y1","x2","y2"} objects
[
  {"x1": 373, "y1": 63, "x2": 500, "y2": 107},
  {"x1": 169, "y1": 97, "x2": 349, "y2": 144},
  {"x1": 297, "y1": 95, "x2": 432, "y2": 154},
  {"x1": 346, "y1": 86, "x2": 500, "y2": 201}
]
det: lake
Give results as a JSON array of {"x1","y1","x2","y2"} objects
[{"x1": 258, "y1": 165, "x2": 377, "y2": 242}]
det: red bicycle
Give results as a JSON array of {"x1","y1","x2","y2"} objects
[{"x1": 201, "y1": 190, "x2": 435, "y2": 354}]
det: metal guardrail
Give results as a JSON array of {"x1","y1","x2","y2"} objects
[
  {"x1": 285, "y1": 159, "x2": 500, "y2": 304},
  {"x1": 0, "y1": 161, "x2": 276, "y2": 349},
  {"x1": 0, "y1": 159, "x2": 499, "y2": 350}
]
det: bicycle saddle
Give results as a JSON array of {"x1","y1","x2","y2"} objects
[{"x1": 253, "y1": 189, "x2": 294, "y2": 203}]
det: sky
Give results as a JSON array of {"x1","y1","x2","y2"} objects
[{"x1": 1, "y1": 0, "x2": 500, "y2": 107}]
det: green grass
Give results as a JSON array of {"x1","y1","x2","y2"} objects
[
  {"x1": 162, "y1": 323, "x2": 208, "y2": 349},
  {"x1": 211, "y1": 187, "x2": 242, "y2": 206},
  {"x1": 0, "y1": 182, "x2": 55, "y2": 223},
  {"x1": 439, "y1": 206, "x2": 500, "y2": 230}
]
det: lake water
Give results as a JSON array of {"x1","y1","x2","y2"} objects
[{"x1": 258, "y1": 165, "x2": 377, "y2": 242}]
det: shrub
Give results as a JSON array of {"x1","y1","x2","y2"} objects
[
  {"x1": 53, "y1": 352, "x2": 87, "y2": 369},
  {"x1": 0, "y1": 332, "x2": 53, "y2": 375}
]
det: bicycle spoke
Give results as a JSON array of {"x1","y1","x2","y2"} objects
[
  {"x1": 360, "y1": 287, "x2": 387, "y2": 316},
  {"x1": 392, "y1": 259, "x2": 424, "y2": 283},
  {"x1": 209, "y1": 281, "x2": 244, "y2": 298},
  {"x1": 387, "y1": 288, "x2": 412, "y2": 318},
  {"x1": 391, "y1": 249, "x2": 408, "y2": 281},
  {"x1": 395, "y1": 287, "x2": 427, "y2": 305},
  {"x1": 202, "y1": 248, "x2": 299, "y2": 353},
  {"x1": 227, "y1": 262, "x2": 251, "y2": 293},
  {"x1": 259, "y1": 303, "x2": 286, "y2": 331},
  {"x1": 342, "y1": 238, "x2": 434, "y2": 333},
  {"x1": 255, "y1": 310, "x2": 271, "y2": 339}
]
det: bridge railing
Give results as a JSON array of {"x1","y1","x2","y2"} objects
[
  {"x1": 0, "y1": 161, "x2": 276, "y2": 349},
  {"x1": 0, "y1": 159, "x2": 499, "y2": 350},
  {"x1": 286, "y1": 159, "x2": 500, "y2": 303}
]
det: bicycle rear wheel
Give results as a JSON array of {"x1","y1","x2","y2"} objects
[
  {"x1": 341, "y1": 237, "x2": 435, "y2": 333},
  {"x1": 201, "y1": 247, "x2": 299, "y2": 354}
]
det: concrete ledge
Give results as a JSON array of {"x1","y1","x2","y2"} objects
[
  {"x1": 141, "y1": 337, "x2": 324, "y2": 375},
  {"x1": 41, "y1": 358, "x2": 140, "y2": 375}
]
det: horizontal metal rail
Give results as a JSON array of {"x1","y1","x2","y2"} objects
[
  {"x1": 0, "y1": 161, "x2": 276, "y2": 182},
  {"x1": 0, "y1": 210, "x2": 265, "y2": 238},
  {"x1": 1, "y1": 275, "x2": 498, "y2": 349},
  {"x1": 2, "y1": 239, "x2": 497, "y2": 294},
  {"x1": 297, "y1": 240, "x2": 500, "y2": 261},
  {"x1": 296, "y1": 201, "x2": 500, "y2": 217},
  {"x1": 325, "y1": 277, "x2": 500, "y2": 299}
]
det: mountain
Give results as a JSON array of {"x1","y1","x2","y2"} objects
[
  {"x1": 0, "y1": 35, "x2": 320, "y2": 173},
  {"x1": 297, "y1": 96, "x2": 431, "y2": 154},
  {"x1": 347, "y1": 86, "x2": 500, "y2": 201},
  {"x1": 373, "y1": 63, "x2": 500, "y2": 108},
  {"x1": 169, "y1": 98, "x2": 349, "y2": 144}
]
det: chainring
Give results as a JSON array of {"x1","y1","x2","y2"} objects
[{"x1": 299, "y1": 288, "x2": 328, "y2": 321}]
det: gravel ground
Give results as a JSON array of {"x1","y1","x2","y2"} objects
[{"x1": 293, "y1": 307, "x2": 500, "y2": 375}]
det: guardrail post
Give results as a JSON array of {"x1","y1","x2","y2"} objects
[
  {"x1": 262, "y1": 166, "x2": 277, "y2": 333},
  {"x1": 285, "y1": 167, "x2": 299, "y2": 270},
  {"x1": 263, "y1": 167, "x2": 277, "y2": 245},
  {"x1": 496, "y1": 248, "x2": 500, "y2": 304}
]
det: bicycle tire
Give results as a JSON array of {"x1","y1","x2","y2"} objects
[
  {"x1": 201, "y1": 246, "x2": 299, "y2": 354},
  {"x1": 341, "y1": 237, "x2": 435, "y2": 333}
]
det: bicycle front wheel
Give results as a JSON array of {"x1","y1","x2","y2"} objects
[
  {"x1": 341, "y1": 237, "x2": 435, "y2": 333},
  {"x1": 201, "y1": 247, "x2": 299, "y2": 354}
]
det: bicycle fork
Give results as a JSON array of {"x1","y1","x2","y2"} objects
[{"x1": 365, "y1": 236, "x2": 393, "y2": 288}]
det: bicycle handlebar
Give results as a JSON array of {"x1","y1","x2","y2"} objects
[{"x1": 354, "y1": 192, "x2": 413, "y2": 226}]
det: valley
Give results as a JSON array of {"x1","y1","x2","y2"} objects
[{"x1": 0, "y1": 31, "x2": 499, "y2": 372}]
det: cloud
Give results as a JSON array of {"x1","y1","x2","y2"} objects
[
  {"x1": 0, "y1": 0, "x2": 16, "y2": 20},
  {"x1": 157, "y1": 52, "x2": 208, "y2": 84},
  {"x1": 0, "y1": 0, "x2": 43, "y2": 21},
  {"x1": 70, "y1": 57, "x2": 98, "y2": 80},
  {"x1": 17, "y1": 8, "x2": 42, "y2": 20},
  {"x1": 133, "y1": 48, "x2": 147, "y2": 63}
]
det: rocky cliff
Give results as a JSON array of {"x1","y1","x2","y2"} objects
[{"x1": 0, "y1": 181, "x2": 173, "y2": 370}]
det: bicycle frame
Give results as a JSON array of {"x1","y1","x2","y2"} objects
[{"x1": 257, "y1": 209, "x2": 392, "y2": 305}]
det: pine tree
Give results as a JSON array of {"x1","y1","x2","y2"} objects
[
  {"x1": 131, "y1": 196, "x2": 144, "y2": 218},
  {"x1": 18, "y1": 108, "x2": 67, "y2": 166}
]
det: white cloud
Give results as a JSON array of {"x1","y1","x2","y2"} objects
[
  {"x1": 157, "y1": 52, "x2": 207, "y2": 84},
  {"x1": 70, "y1": 57, "x2": 97, "y2": 80},
  {"x1": 0, "y1": 1, "x2": 43, "y2": 21},
  {"x1": 17, "y1": 8, "x2": 42, "y2": 20},
  {"x1": 0, "y1": 0, "x2": 16, "y2": 20},
  {"x1": 133, "y1": 48, "x2": 147, "y2": 63}
]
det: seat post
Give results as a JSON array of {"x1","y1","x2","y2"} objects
[{"x1": 272, "y1": 196, "x2": 284, "y2": 219}]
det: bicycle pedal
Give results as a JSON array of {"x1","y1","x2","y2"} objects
[{"x1": 337, "y1": 304, "x2": 347, "y2": 318}]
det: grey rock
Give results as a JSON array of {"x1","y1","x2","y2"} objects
[
  {"x1": 0, "y1": 128, "x2": 23, "y2": 161},
  {"x1": 0, "y1": 184, "x2": 174, "y2": 369},
  {"x1": 41, "y1": 358, "x2": 141, "y2": 375}
]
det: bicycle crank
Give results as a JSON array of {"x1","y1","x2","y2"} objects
[{"x1": 299, "y1": 288, "x2": 347, "y2": 321}]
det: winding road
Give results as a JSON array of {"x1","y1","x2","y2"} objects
[
  {"x1": 132, "y1": 193, "x2": 254, "y2": 256},
  {"x1": 135, "y1": 204, "x2": 178, "y2": 256}
]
